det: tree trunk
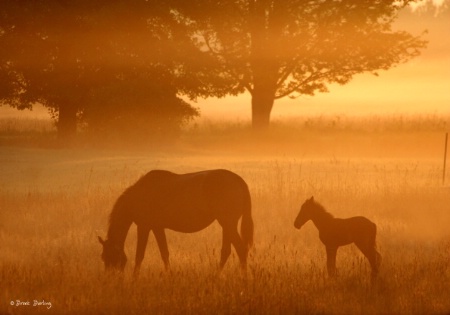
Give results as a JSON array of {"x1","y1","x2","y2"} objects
[
  {"x1": 248, "y1": 0, "x2": 279, "y2": 130},
  {"x1": 57, "y1": 103, "x2": 78, "y2": 142},
  {"x1": 251, "y1": 86, "x2": 275, "y2": 130}
]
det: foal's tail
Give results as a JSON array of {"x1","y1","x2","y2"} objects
[
  {"x1": 240, "y1": 187, "x2": 254, "y2": 251},
  {"x1": 371, "y1": 222, "x2": 382, "y2": 268}
]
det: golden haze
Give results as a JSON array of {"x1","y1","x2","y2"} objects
[
  {"x1": 1, "y1": 1, "x2": 450, "y2": 314},
  {"x1": 1, "y1": 116, "x2": 450, "y2": 314}
]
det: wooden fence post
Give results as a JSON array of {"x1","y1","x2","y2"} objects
[{"x1": 444, "y1": 132, "x2": 448, "y2": 185}]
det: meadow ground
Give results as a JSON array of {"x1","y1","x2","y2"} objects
[{"x1": 0, "y1": 115, "x2": 449, "y2": 314}]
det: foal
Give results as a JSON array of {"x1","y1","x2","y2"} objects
[{"x1": 294, "y1": 197, "x2": 381, "y2": 280}]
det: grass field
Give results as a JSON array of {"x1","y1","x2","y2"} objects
[{"x1": 1, "y1": 115, "x2": 449, "y2": 314}]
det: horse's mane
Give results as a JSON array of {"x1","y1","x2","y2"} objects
[
  {"x1": 109, "y1": 192, "x2": 125, "y2": 223},
  {"x1": 107, "y1": 188, "x2": 133, "y2": 240},
  {"x1": 312, "y1": 201, "x2": 335, "y2": 220}
]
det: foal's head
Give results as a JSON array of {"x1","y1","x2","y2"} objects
[
  {"x1": 98, "y1": 236, "x2": 127, "y2": 272},
  {"x1": 294, "y1": 196, "x2": 316, "y2": 229}
]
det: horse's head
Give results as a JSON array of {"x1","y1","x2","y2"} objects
[
  {"x1": 98, "y1": 236, "x2": 127, "y2": 272},
  {"x1": 294, "y1": 196, "x2": 315, "y2": 229}
]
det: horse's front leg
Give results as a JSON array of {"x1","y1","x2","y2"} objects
[
  {"x1": 153, "y1": 228, "x2": 170, "y2": 271},
  {"x1": 134, "y1": 225, "x2": 151, "y2": 278},
  {"x1": 326, "y1": 246, "x2": 338, "y2": 278}
]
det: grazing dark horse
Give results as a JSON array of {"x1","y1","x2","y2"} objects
[
  {"x1": 98, "y1": 169, "x2": 253, "y2": 277},
  {"x1": 294, "y1": 197, "x2": 381, "y2": 280}
]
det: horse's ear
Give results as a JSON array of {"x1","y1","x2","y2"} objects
[
  {"x1": 98, "y1": 236, "x2": 105, "y2": 245},
  {"x1": 310, "y1": 196, "x2": 314, "y2": 202}
]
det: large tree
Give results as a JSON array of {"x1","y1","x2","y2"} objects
[
  {"x1": 78, "y1": 1, "x2": 204, "y2": 143},
  {"x1": 0, "y1": 1, "x2": 101, "y2": 139},
  {"x1": 0, "y1": 1, "x2": 206, "y2": 141},
  {"x1": 174, "y1": 0, "x2": 427, "y2": 129}
]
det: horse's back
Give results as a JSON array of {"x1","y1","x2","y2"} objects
[
  {"x1": 201, "y1": 169, "x2": 248, "y2": 192},
  {"x1": 129, "y1": 169, "x2": 249, "y2": 231},
  {"x1": 344, "y1": 216, "x2": 377, "y2": 244},
  {"x1": 140, "y1": 169, "x2": 178, "y2": 184},
  {"x1": 201, "y1": 169, "x2": 250, "y2": 209},
  {"x1": 140, "y1": 169, "x2": 243, "y2": 183},
  {"x1": 344, "y1": 216, "x2": 376, "y2": 233},
  {"x1": 180, "y1": 169, "x2": 250, "y2": 211},
  {"x1": 350, "y1": 216, "x2": 376, "y2": 227}
]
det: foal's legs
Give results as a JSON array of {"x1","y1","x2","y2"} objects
[
  {"x1": 326, "y1": 246, "x2": 338, "y2": 277},
  {"x1": 154, "y1": 228, "x2": 170, "y2": 271},
  {"x1": 134, "y1": 225, "x2": 151, "y2": 278}
]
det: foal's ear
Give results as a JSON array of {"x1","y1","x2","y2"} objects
[
  {"x1": 309, "y1": 196, "x2": 314, "y2": 202},
  {"x1": 98, "y1": 236, "x2": 106, "y2": 245}
]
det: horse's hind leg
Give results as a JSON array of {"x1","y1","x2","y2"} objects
[
  {"x1": 372, "y1": 249, "x2": 382, "y2": 278},
  {"x1": 326, "y1": 246, "x2": 338, "y2": 277},
  {"x1": 154, "y1": 228, "x2": 170, "y2": 271},
  {"x1": 220, "y1": 224, "x2": 247, "y2": 271},
  {"x1": 219, "y1": 229, "x2": 232, "y2": 269},
  {"x1": 229, "y1": 228, "x2": 247, "y2": 271}
]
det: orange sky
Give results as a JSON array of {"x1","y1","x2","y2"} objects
[{"x1": 1, "y1": 1, "x2": 449, "y2": 121}]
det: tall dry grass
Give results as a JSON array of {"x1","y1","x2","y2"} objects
[
  {"x1": 1, "y1": 115, "x2": 449, "y2": 314},
  {"x1": 0, "y1": 118, "x2": 56, "y2": 147}
]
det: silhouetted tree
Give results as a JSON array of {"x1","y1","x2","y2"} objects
[
  {"x1": 173, "y1": 0, "x2": 427, "y2": 129},
  {"x1": 0, "y1": 1, "x2": 203, "y2": 142},
  {"x1": 0, "y1": 1, "x2": 100, "y2": 140},
  {"x1": 82, "y1": 68, "x2": 199, "y2": 145},
  {"x1": 79, "y1": 1, "x2": 202, "y2": 144}
]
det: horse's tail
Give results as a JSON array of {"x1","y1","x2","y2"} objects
[
  {"x1": 371, "y1": 222, "x2": 378, "y2": 247},
  {"x1": 371, "y1": 222, "x2": 382, "y2": 268},
  {"x1": 240, "y1": 186, "x2": 254, "y2": 251}
]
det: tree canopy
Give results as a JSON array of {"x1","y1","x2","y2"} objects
[
  {"x1": 1, "y1": 0, "x2": 428, "y2": 139},
  {"x1": 173, "y1": 0, "x2": 427, "y2": 128},
  {"x1": 0, "y1": 1, "x2": 204, "y2": 142}
]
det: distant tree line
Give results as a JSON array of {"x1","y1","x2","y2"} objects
[{"x1": 0, "y1": 0, "x2": 426, "y2": 143}]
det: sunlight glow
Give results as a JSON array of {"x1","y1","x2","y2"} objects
[{"x1": 409, "y1": 0, "x2": 448, "y2": 12}]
